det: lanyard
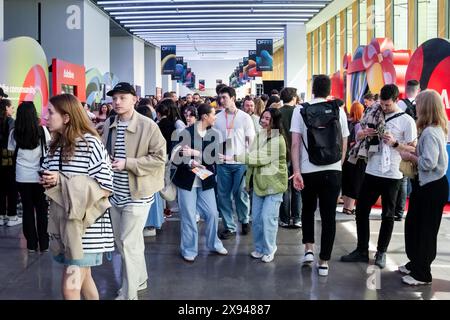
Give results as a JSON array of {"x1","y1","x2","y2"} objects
[{"x1": 225, "y1": 110, "x2": 237, "y2": 137}]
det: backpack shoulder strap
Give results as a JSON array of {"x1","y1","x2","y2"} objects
[
  {"x1": 39, "y1": 126, "x2": 46, "y2": 157},
  {"x1": 385, "y1": 112, "x2": 406, "y2": 124}
]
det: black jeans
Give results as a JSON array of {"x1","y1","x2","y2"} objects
[
  {"x1": 0, "y1": 166, "x2": 17, "y2": 217},
  {"x1": 301, "y1": 170, "x2": 341, "y2": 261},
  {"x1": 355, "y1": 174, "x2": 401, "y2": 253},
  {"x1": 405, "y1": 176, "x2": 448, "y2": 282},
  {"x1": 17, "y1": 183, "x2": 49, "y2": 251},
  {"x1": 279, "y1": 163, "x2": 302, "y2": 224}
]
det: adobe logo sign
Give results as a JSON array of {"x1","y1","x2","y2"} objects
[
  {"x1": 405, "y1": 38, "x2": 450, "y2": 117},
  {"x1": 0, "y1": 37, "x2": 49, "y2": 119}
]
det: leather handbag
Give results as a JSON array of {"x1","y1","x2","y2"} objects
[{"x1": 399, "y1": 159, "x2": 417, "y2": 178}]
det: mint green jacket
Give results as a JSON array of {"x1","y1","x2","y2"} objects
[{"x1": 236, "y1": 131, "x2": 288, "y2": 197}]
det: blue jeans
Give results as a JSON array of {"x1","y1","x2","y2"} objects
[
  {"x1": 252, "y1": 192, "x2": 283, "y2": 255},
  {"x1": 145, "y1": 192, "x2": 164, "y2": 229},
  {"x1": 177, "y1": 187, "x2": 225, "y2": 258},
  {"x1": 216, "y1": 164, "x2": 250, "y2": 233}
]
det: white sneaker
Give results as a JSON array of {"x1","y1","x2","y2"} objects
[
  {"x1": 182, "y1": 255, "x2": 195, "y2": 262},
  {"x1": 215, "y1": 247, "x2": 228, "y2": 255},
  {"x1": 115, "y1": 294, "x2": 138, "y2": 300},
  {"x1": 143, "y1": 227, "x2": 156, "y2": 237},
  {"x1": 278, "y1": 221, "x2": 289, "y2": 227},
  {"x1": 250, "y1": 251, "x2": 264, "y2": 259},
  {"x1": 117, "y1": 281, "x2": 147, "y2": 296},
  {"x1": 398, "y1": 264, "x2": 411, "y2": 275},
  {"x1": 317, "y1": 262, "x2": 329, "y2": 276},
  {"x1": 6, "y1": 216, "x2": 22, "y2": 227},
  {"x1": 293, "y1": 221, "x2": 302, "y2": 228},
  {"x1": 402, "y1": 275, "x2": 431, "y2": 286},
  {"x1": 0, "y1": 215, "x2": 6, "y2": 226},
  {"x1": 302, "y1": 251, "x2": 314, "y2": 264},
  {"x1": 261, "y1": 248, "x2": 277, "y2": 263}
]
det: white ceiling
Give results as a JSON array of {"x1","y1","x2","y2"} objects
[{"x1": 95, "y1": 0, "x2": 331, "y2": 60}]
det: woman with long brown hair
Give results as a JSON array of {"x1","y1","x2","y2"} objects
[
  {"x1": 40, "y1": 94, "x2": 114, "y2": 299},
  {"x1": 399, "y1": 89, "x2": 449, "y2": 285}
]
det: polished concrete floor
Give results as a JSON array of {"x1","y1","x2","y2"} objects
[{"x1": 1, "y1": 209, "x2": 450, "y2": 300}]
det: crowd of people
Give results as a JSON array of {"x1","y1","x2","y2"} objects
[{"x1": 0, "y1": 73, "x2": 448, "y2": 299}]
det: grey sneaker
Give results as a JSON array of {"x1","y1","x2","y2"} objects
[{"x1": 374, "y1": 251, "x2": 386, "y2": 269}]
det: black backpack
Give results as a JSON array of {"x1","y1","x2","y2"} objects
[
  {"x1": 300, "y1": 100, "x2": 343, "y2": 166},
  {"x1": 402, "y1": 99, "x2": 416, "y2": 120}
]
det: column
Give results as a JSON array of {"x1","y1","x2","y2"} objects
[
  {"x1": 162, "y1": 75, "x2": 172, "y2": 94},
  {"x1": 145, "y1": 45, "x2": 161, "y2": 96},
  {"x1": 0, "y1": 0, "x2": 4, "y2": 41},
  {"x1": 284, "y1": 23, "x2": 307, "y2": 97}
]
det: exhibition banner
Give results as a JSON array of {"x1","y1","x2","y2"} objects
[
  {"x1": 161, "y1": 45, "x2": 177, "y2": 75},
  {"x1": 256, "y1": 39, "x2": 273, "y2": 72},
  {"x1": 199, "y1": 79, "x2": 205, "y2": 91},
  {"x1": 173, "y1": 56, "x2": 184, "y2": 81}
]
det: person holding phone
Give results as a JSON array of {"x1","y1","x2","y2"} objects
[
  {"x1": 172, "y1": 103, "x2": 227, "y2": 262},
  {"x1": 8, "y1": 102, "x2": 51, "y2": 252}
]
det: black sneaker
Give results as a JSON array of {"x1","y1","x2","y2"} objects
[
  {"x1": 219, "y1": 230, "x2": 236, "y2": 240},
  {"x1": 394, "y1": 215, "x2": 403, "y2": 222},
  {"x1": 374, "y1": 251, "x2": 386, "y2": 269},
  {"x1": 340, "y1": 249, "x2": 369, "y2": 263},
  {"x1": 241, "y1": 223, "x2": 250, "y2": 235}
]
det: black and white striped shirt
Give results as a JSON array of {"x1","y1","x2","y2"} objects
[
  {"x1": 42, "y1": 134, "x2": 115, "y2": 254},
  {"x1": 109, "y1": 121, "x2": 154, "y2": 207}
]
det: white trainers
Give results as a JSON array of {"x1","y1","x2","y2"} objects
[
  {"x1": 143, "y1": 227, "x2": 156, "y2": 237},
  {"x1": 182, "y1": 255, "x2": 196, "y2": 262},
  {"x1": 398, "y1": 264, "x2": 411, "y2": 275},
  {"x1": 116, "y1": 281, "x2": 147, "y2": 297},
  {"x1": 317, "y1": 263, "x2": 329, "y2": 276},
  {"x1": 278, "y1": 221, "x2": 289, "y2": 227},
  {"x1": 293, "y1": 221, "x2": 302, "y2": 228},
  {"x1": 0, "y1": 215, "x2": 6, "y2": 226},
  {"x1": 6, "y1": 216, "x2": 22, "y2": 227},
  {"x1": 215, "y1": 247, "x2": 228, "y2": 255},
  {"x1": 402, "y1": 275, "x2": 431, "y2": 286},
  {"x1": 302, "y1": 251, "x2": 314, "y2": 264},
  {"x1": 261, "y1": 248, "x2": 277, "y2": 263},
  {"x1": 250, "y1": 251, "x2": 264, "y2": 259}
]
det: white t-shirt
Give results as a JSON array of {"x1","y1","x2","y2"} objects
[
  {"x1": 290, "y1": 98, "x2": 350, "y2": 174},
  {"x1": 397, "y1": 98, "x2": 415, "y2": 112},
  {"x1": 8, "y1": 126, "x2": 51, "y2": 183},
  {"x1": 365, "y1": 110, "x2": 417, "y2": 179},
  {"x1": 214, "y1": 108, "x2": 256, "y2": 164}
]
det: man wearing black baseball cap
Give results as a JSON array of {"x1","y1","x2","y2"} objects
[
  {"x1": 106, "y1": 82, "x2": 137, "y2": 97},
  {"x1": 0, "y1": 87, "x2": 8, "y2": 99},
  {"x1": 102, "y1": 82, "x2": 166, "y2": 300}
]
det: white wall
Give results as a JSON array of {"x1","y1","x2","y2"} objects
[
  {"x1": 284, "y1": 24, "x2": 307, "y2": 96},
  {"x1": 83, "y1": 0, "x2": 109, "y2": 74},
  {"x1": 110, "y1": 36, "x2": 134, "y2": 84},
  {"x1": 0, "y1": 0, "x2": 4, "y2": 41},
  {"x1": 187, "y1": 59, "x2": 239, "y2": 89},
  {"x1": 133, "y1": 38, "x2": 145, "y2": 94}
]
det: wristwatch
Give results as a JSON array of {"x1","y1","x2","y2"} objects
[{"x1": 392, "y1": 141, "x2": 399, "y2": 148}]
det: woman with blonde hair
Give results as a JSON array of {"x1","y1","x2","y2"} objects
[
  {"x1": 40, "y1": 94, "x2": 114, "y2": 299},
  {"x1": 254, "y1": 98, "x2": 266, "y2": 117},
  {"x1": 341, "y1": 101, "x2": 366, "y2": 215},
  {"x1": 399, "y1": 89, "x2": 449, "y2": 285}
]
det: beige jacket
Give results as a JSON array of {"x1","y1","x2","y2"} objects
[
  {"x1": 45, "y1": 174, "x2": 112, "y2": 260},
  {"x1": 102, "y1": 111, "x2": 167, "y2": 199}
]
